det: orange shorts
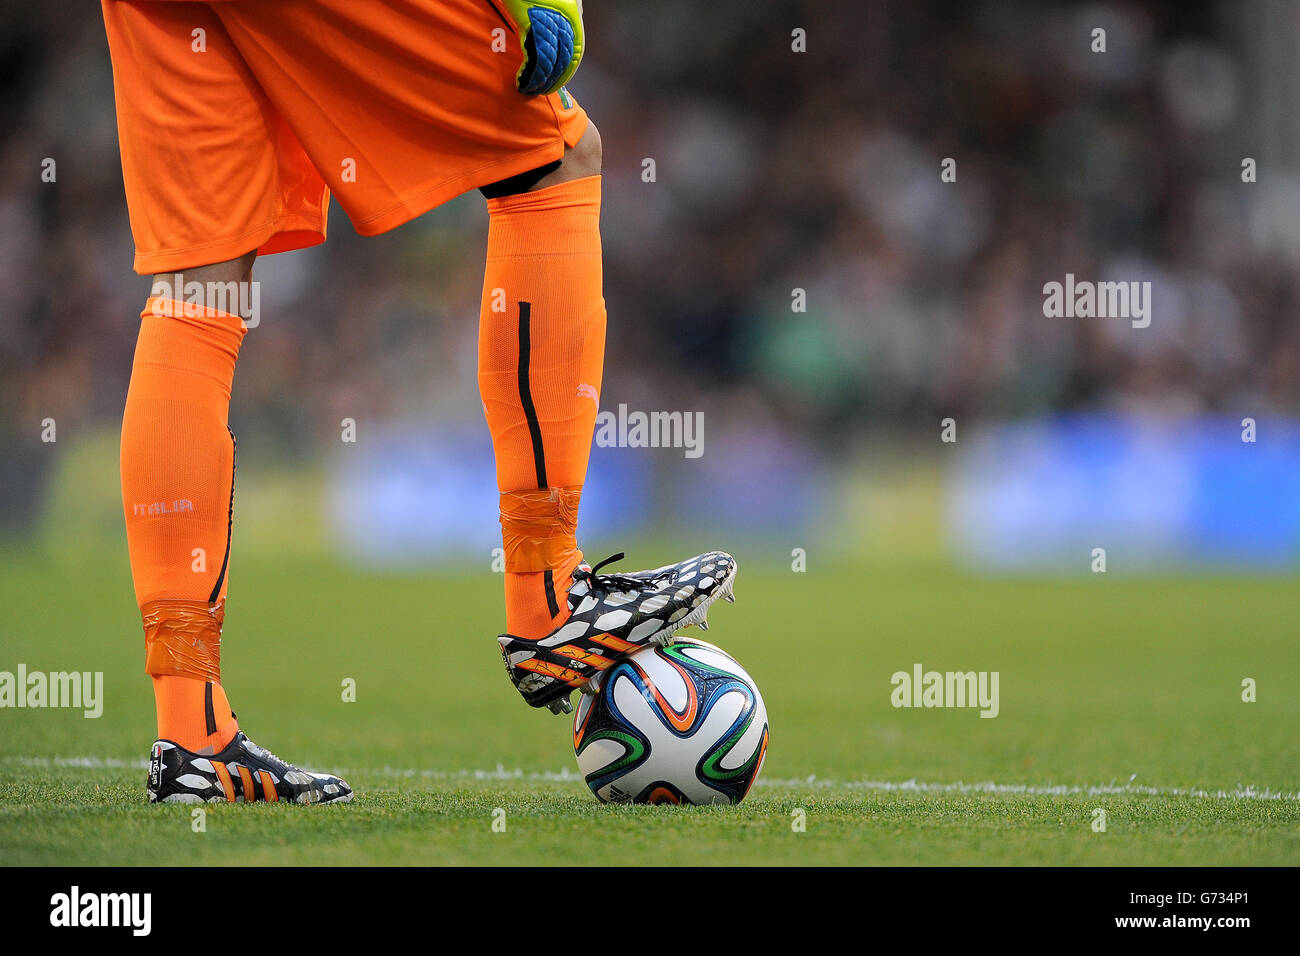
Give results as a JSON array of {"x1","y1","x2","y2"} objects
[{"x1": 101, "y1": 0, "x2": 589, "y2": 274}]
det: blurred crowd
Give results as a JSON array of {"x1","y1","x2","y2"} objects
[{"x1": 2, "y1": 0, "x2": 1299, "y2": 507}]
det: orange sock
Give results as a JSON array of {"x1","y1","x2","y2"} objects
[
  {"x1": 478, "y1": 176, "x2": 606, "y2": 639},
  {"x1": 122, "y1": 297, "x2": 243, "y2": 752},
  {"x1": 152, "y1": 674, "x2": 236, "y2": 755}
]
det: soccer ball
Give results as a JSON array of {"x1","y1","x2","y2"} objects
[{"x1": 572, "y1": 637, "x2": 768, "y2": 804}]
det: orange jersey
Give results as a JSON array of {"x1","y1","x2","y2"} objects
[{"x1": 101, "y1": 0, "x2": 589, "y2": 274}]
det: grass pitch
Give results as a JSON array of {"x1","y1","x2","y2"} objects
[{"x1": 1, "y1": 546, "x2": 1297, "y2": 866}]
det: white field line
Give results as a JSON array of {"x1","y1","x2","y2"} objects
[{"x1": 4, "y1": 756, "x2": 1298, "y2": 802}]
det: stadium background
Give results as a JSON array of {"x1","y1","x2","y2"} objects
[
  {"x1": 0, "y1": 0, "x2": 1297, "y2": 864},
  {"x1": 4, "y1": 0, "x2": 1300, "y2": 566}
]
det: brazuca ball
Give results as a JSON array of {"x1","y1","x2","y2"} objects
[{"x1": 573, "y1": 637, "x2": 768, "y2": 804}]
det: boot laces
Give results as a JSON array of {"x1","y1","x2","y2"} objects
[
  {"x1": 573, "y1": 552, "x2": 659, "y2": 595},
  {"x1": 242, "y1": 737, "x2": 291, "y2": 772}
]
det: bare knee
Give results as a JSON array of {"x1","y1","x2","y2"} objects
[
  {"x1": 480, "y1": 121, "x2": 602, "y2": 198},
  {"x1": 150, "y1": 250, "x2": 257, "y2": 314},
  {"x1": 561, "y1": 121, "x2": 601, "y2": 179}
]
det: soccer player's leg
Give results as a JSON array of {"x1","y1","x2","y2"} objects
[
  {"x1": 126, "y1": 257, "x2": 250, "y2": 761},
  {"x1": 103, "y1": 0, "x2": 347, "y2": 803},
  {"x1": 123, "y1": 261, "x2": 352, "y2": 805},
  {"x1": 477, "y1": 128, "x2": 737, "y2": 715},
  {"x1": 201, "y1": 0, "x2": 738, "y2": 713}
]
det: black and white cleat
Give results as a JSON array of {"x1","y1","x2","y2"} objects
[
  {"x1": 147, "y1": 733, "x2": 353, "y2": 805},
  {"x1": 499, "y1": 551, "x2": 738, "y2": 714}
]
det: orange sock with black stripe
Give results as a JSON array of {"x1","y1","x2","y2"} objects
[
  {"x1": 478, "y1": 175, "x2": 606, "y2": 640},
  {"x1": 121, "y1": 297, "x2": 243, "y2": 753}
]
